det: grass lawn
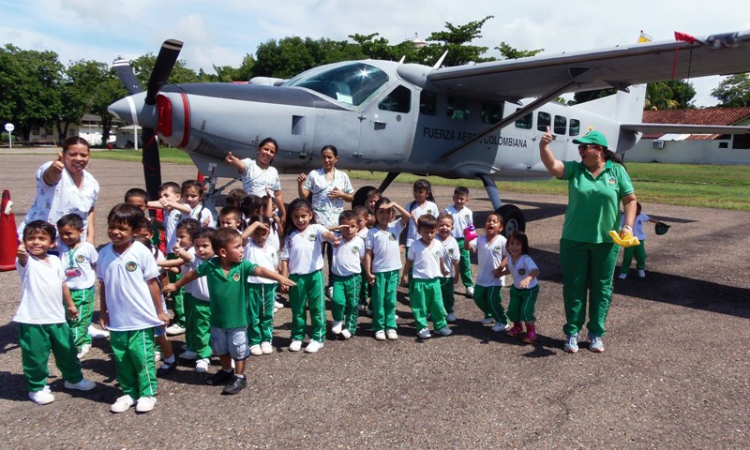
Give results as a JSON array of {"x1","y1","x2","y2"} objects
[{"x1": 90, "y1": 149, "x2": 750, "y2": 211}]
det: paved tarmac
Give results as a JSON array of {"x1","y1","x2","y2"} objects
[{"x1": 1, "y1": 153, "x2": 749, "y2": 449}]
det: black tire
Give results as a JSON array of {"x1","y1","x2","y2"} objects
[
  {"x1": 352, "y1": 185, "x2": 377, "y2": 208},
  {"x1": 497, "y1": 204, "x2": 526, "y2": 237}
]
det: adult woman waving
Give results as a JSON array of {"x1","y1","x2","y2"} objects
[
  {"x1": 539, "y1": 127, "x2": 636, "y2": 354},
  {"x1": 18, "y1": 136, "x2": 99, "y2": 244}
]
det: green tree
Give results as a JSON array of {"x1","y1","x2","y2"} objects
[
  {"x1": 252, "y1": 37, "x2": 318, "y2": 78},
  {"x1": 711, "y1": 74, "x2": 750, "y2": 107},
  {"x1": 496, "y1": 42, "x2": 544, "y2": 60},
  {"x1": 130, "y1": 54, "x2": 199, "y2": 87},
  {"x1": 419, "y1": 15, "x2": 496, "y2": 67},
  {"x1": 644, "y1": 80, "x2": 695, "y2": 110}
]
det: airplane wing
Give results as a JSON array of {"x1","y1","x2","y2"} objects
[
  {"x1": 621, "y1": 124, "x2": 750, "y2": 134},
  {"x1": 427, "y1": 30, "x2": 750, "y2": 102}
]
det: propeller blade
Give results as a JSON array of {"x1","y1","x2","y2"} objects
[
  {"x1": 145, "y1": 39, "x2": 184, "y2": 106},
  {"x1": 141, "y1": 127, "x2": 162, "y2": 201},
  {"x1": 113, "y1": 59, "x2": 142, "y2": 94}
]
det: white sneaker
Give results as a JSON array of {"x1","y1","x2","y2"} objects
[
  {"x1": 435, "y1": 327, "x2": 453, "y2": 336},
  {"x1": 29, "y1": 386, "x2": 54, "y2": 405},
  {"x1": 64, "y1": 378, "x2": 96, "y2": 391},
  {"x1": 166, "y1": 324, "x2": 186, "y2": 336},
  {"x1": 564, "y1": 333, "x2": 580, "y2": 353},
  {"x1": 260, "y1": 342, "x2": 273, "y2": 354},
  {"x1": 417, "y1": 328, "x2": 432, "y2": 339},
  {"x1": 274, "y1": 300, "x2": 283, "y2": 309},
  {"x1": 618, "y1": 273, "x2": 627, "y2": 280},
  {"x1": 153, "y1": 350, "x2": 161, "y2": 362},
  {"x1": 394, "y1": 314, "x2": 400, "y2": 320},
  {"x1": 179, "y1": 350, "x2": 198, "y2": 360},
  {"x1": 446, "y1": 313, "x2": 457, "y2": 323},
  {"x1": 386, "y1": 329, "x2": 398, "y2": 340},
  {"x1": 331, "y1": 320, "x2": 343, "y2": 334},
  {"x1": 588, "y1": 332, "x2": 605, "y2": 353},
  {"x1": 341, "y1": 329, "x2": 352, "y2": 340},
  {"x1": 326, "y1": 286, "x2": 334, "y2": 299},
  {"x1": 110, "y1": 395, "x2": 135, "y2": 413},
  {"x1": 250, "y1": 345, "x2": 262, "y2": 356},
  {"x1": 480, "y1": 317, "x2": 495, "y2": 325},
  {"x1": 135, "y1": 396, "x2": 157, "y2": 413},
  {"x1": 375, "y1": 330, "x2": 386, "y2": 341},
  {"x1": 195, "y1": 358, "x2": 210, "y2": 373},
  {"x1": 492, "y1": 322, "x2": 509, "y2": 332},
  {"x1": 466, "y1": 286, "x2": 474, "y2": 297},
  {"x1": 88, "y1": 324, "x2": 109, "y2": 339},
  {"x1": 77, "y1": 343, "x2": 91, "y2": 359},
  {"x1": 289, "y1": 340, "x2": 302, "y2": 352},
  {"x1": 305, "y1": 340, "x2": 324, "y2": 353},
  {"x1": 637, "y1": 270, "x2": 646, "y2": 278}
]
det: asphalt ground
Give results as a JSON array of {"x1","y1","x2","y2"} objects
[{"x1": 1, "y1": 152, "x2": 749, "y2": 449}]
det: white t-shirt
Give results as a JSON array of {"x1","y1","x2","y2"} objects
[
  {"x1": 164, "y1": 209, "x2": 182, "y2": 252},
  {"x1": 18, "y1": 161, "x2": 99, "y2": 241},
  {"x1": 357, "y1": 227, "x2": 369, "y2": 239},
  {"x1": 405, "y1": 201, "x2": 439, "y2": 248},
  {"x1": 186, "y1": 253, "x2": 211, "y2": 301},
  {"x1": 241, "y1": 158, "x2": 281, "y2": 197},
  {"x1": 438, "y1": 235, "x2": 461, "y2": 277},
  {"x1": 622, "y1": 213, "x2": 651, "y2": 241},
  {"x1": 97, "y1": 241, "x2": 164, "y2": 331},
  {"x1": 365, "y1": 220, "x2": 406, "y2": 273},
  {"x1": 13, "y1": 255, "x2": 67, "y2": 324},
  {"x1": 58, "y1": 241, "x2": 98, "y2": 290},
  {"x1": 304, "y1": 168, "x2": 354, "y2": 227},
  {"x1": 469, "y1": 234, "x2": 508, "y2": 287},
  {"x1": 332, "y1": 236, "x2": 365, "y2": 277},
  {"x1": 407, "y1": 239, "x2": 445, "y2": 280},
  {"x1": 281, "y1": 224, "x2": 328, "y2": 275},
  {"x1": 267, "y1": 225, "x2": 281, "y2": 252},
  {"x1": 507, "y1": 254, "x2": 539, "y2": 289},
  {"x1": 443, "y1": 205, "x2": 474, "y2": 239},
  {"x1": 246, "y1": 241, "x2": 279, "y2": 284}
]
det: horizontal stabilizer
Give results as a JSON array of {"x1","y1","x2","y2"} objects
[{"x1": 621, "y1": 123, "x2": 750, "y2": 134}]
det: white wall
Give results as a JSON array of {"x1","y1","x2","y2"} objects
[{"x1": 625, "y1": 139, "x2": 750, "y2": 165}]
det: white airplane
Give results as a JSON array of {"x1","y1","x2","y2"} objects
[{"x1": 108, "y1": 30, "x2": 750, "y2": 232}]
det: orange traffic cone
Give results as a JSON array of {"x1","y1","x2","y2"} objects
[{"x1": 0, "y1": 190, "x2": 19, "y2": 271}]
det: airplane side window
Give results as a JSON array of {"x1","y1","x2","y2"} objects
[
  {"x1": 569, "y1": 118, "x2": 581, "y2": 136},
  {"x1": 515, "y1": 112, "x2": 532, "y2": 129},
  {"x1": 378, "y1": 86, "x2": 411, "y2": 113},
  {"x1": 447, "y1": 97, "x2": 470, "y2": 120},
  {"x1": 554, "y1": 115, "x2": 567, "y2": 135},
  {"x1": 537, "y1": 112, "x2": 551, "y2": 132},
  {"x1": 481, "y1": 103, "x2": 503, "y2": 124},
  {"x1": 420, "y1": 91, "x2": 437, "y2": 115}
]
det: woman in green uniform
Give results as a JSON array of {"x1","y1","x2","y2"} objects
[{"x1": 539, "y1": 127, "x2": 637, "y2": 353}]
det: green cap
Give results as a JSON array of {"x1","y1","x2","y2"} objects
[
  {"x1": 573, "y1": 130, "x2": 609, "y2": 148},
  {"x1": 655, "y1": 222, "x2": 670, "y2": 235}
]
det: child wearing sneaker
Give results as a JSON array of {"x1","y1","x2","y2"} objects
[
  {"x1": 354, "y1": 206, "x2": 373, "y2": 316},
  {"x1": 364, "y1": 198, "x2": 412, "y2": 341},
  {"x1": 328, "y1": 210, "x2": 366, "y2": 340},
  {"x1": 14, "y1": 221, "x2": 97, "y2": 405},
  {"x1": 98, "y1": 204, "x2": 170, "y2": 413},
  {"x1": 464, "y1": 213, "x2": 510, "y2": 331},
  {"x1": 56, "y1": 214, "x2": 98, "y2": 359},
  {"x1": 401, "y1": 215, "x2": 452, "y2": 339},
  {"x1": 618, "y1": 202, "x2": 659, "y2": 280},
  {"x1": 501, "y1": 231, "x2": 540, "y2": 344},
  {"x1": 164, "y1": 228, "x2": 294, "y2": 394},
  {"x1": 436, "y1": 213, "x2": 461, "y2": 323},
  {"x1": 442, "y1": 186, "x2": 475, "y2": 297}
]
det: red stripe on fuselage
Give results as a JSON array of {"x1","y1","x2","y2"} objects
[{"x1": 178, "y1": 92, "x2": 190, "y2": 149}]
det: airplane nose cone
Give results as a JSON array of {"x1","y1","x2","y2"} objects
[{"x1": 108, "y1": 92, "x2": 157, "y2": 129}]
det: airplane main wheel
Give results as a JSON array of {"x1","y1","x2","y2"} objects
[
  {"x1": 497, "y1": 204, "x2": 526, "y2": 237},
  {"x1": 352, "y1": 185, "x2": 377, "y2": 207}
]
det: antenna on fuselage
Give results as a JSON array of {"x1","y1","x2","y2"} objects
[{"x1": 433, "y1": 51, "x2": 448, "y2": 69}]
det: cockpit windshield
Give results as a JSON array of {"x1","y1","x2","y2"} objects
[{"x1": 283, "y1": 62, "x2": 389, "y2": 106}]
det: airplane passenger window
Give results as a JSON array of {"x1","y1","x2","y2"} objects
[
  {"x1": 420, "y1": 91, "x2": 437, "y2": 115},
  {"x1": 569, "y1": 119, "x2": 581, "y2": 136},
  {"x1": 379, "y1": 86, "x2": 411, "y2": 113},
  {"x1": 447, "y1": 97, "x2": 470, "y2": 120},
  {"x1": 537, "y1": 112, "x2": 551, "y2": 132},
  {"x1": 481, "y1": 103, "x2": 503, "y2": 124},
  {"x1": 515, "y1": 112, "x2": 532, "y2": 129},
  {"x1": 554, "y1": 115, "x2": 567, "y2": 135},
  {"x1": 284, "y1": 62, "x2": 389, "y2": 106}
]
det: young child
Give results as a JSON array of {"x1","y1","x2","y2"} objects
[
  {"x1": 354, "y1": 205, "x2": 373, "y2": 315},
  {"x1": 364, "y1": 198, "x2": 411, "y2": 341},
  {"x1": 224, "y1": 188, "x2": 247, "y2": 209},
  {"x1": 14, "y1": 221, "x2": 97, "y2": 405},
  {"x1": 219, "y1": 206, "x2": 244, "y2": 230},
  {"x1": 56, "y1": 214, "x2": 98, "y2": 358},
  {"x1": 442, "y1": 186, "x2": 475, "y2": 296},
  {"x1": 242, "y1": 216, "x2": 279, "y2": 355},
  {"x1": 164, "y1": 228, "x2": 294, "y2": 394},
  {"x1": 401, "y1": 215, "x2": 452, "y2": 339},
  {"x1": 465, "y1": 213, "x2": 510, "y2": 332},
  {"x1": 328, "y1": 210, "x2": 366, "y2": 339},
  {"x1": 435, "y1": 213, "x2": 461, "y2": 323},
  {"x1": 97, "y1": 204, "x2": 170, "y2": 413},
  {"x1": 502, "y1": 231, "x2": 540, "y2": 343},
  {"x1": 280, "y1": 198, "x2": 339, "y2": 353},
  {"x1": 404, "y1": 179, "x2": 439, "y2": 255},
  {"x1": 125, "y1": 187, "x2": 162, "y2": 251},
  {"x1": 365, "y1": 189, "x2": 382, "y2": 225},
  {"x1": 618, "y1": 202, "x2": 659, "y2": 279}
]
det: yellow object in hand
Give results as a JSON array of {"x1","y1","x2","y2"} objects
[{"x1": 609, "y1": 230, "x2": 640, "y2": 248}]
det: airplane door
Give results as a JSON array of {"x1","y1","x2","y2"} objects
[{"x1": 358, "y1": 85, "x2": 417, "y2": 163}]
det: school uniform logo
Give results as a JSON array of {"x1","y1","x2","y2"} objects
[
  {"x1": 607, "y1": 176, "x2": 617, "y2": 186},
  {"x1": 125, "y1": 261, "x2": 138, "y2": 272},
  {"x1": 492, "y1": 246, "x2": 502, "y2": 254},
  {"x1": 448, "y1": 248, "x2": 454, "y2": 255},
  {"x1": 518, "y1": 268, "x2": 527, "y2": 275},
  {"x1": 75, "y1": 254, "x2": 85, "y2": 263},
  {"x1": 308, "y1": 234, "x2": 317, "y2": 241},
  {"x1": 389, "y1": 233, "x2": 396, "y2": 241},
  {"x1": 232, "y1": 273, "x2": 241, "y2": 282},
  {"x1": 426, "y1": 209, "x2": 433, "y2": 215},
  {"x1": 351, "y1": 245, "x2": 360, "y2": 254}
]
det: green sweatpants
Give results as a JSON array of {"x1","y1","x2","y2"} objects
[
  {"x1": 167, "y1": 253, "x2": 185, "y2": 327},
  {"x1": 18, "y1": 322, "x2": 83, "y2": 392},
  {"x1": 560, "y1": 238, "x2": 619, "y2": 337},
  {"x1": 110, "y1": 328, "x2": 157, "y2": 400},
  {"x1": 620, "y1": 240, "x2": 647, "y2": 273},
  {"x1": 455, "y1": 237, "x2": 474, "y2": 288},
  {"x1": 371, "y1": 270, "x2": 399, "y2": 332},
  {"x1": 67, "y1": 287, "x2": 95, "y2": 349},
  {"x1": 507, "y1": 285, "x2": 539, "y2": 323},
  {"x1": 289, "y1": 270, "x2": 326, "y2": 343},
  {"x1": 473, "y1": 285, "x2": 507, "y2": 325},
  {"x1": 410, "y1": 278, "x2": 448, "y2": 331},
  {"x1": 439, "y1": 277, "x2": 455, "y2": 314},
  {"x1": 359, "y1": 268, "x2": 371, "y2": 306},
  {"x1": 248, "y1": 283, "x2": 277, "y2": 345},
  {"x1": 185, "y1": 294, "x2": 211, "y2": 359},
  {"x1": 331, "y1": 273, "x2": 361, "y2": 334}
]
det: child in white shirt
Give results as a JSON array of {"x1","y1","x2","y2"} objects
[
  {"x1": 243, "y1": 216, "x2": 280, "y2": 355},
  {"x1": 328, "y1": 210, "x2": 366, "y2": 339},
  {"x1": 436, "y1": 213, "x2": 461, "y2": 323},
  {"x1": 442, "y1": 186, "x2": 475, "y2": 296},
  {"x1": 501, "y1": 231, "x2": 540, "y2": 344}
]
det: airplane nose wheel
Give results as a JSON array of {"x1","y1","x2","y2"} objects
[
  {"x1": 353, "y1": 185, "x2": 377, "y2": 207},
  {"x1": 497, "y1": 204, "x2": 526, "y2": 237}
]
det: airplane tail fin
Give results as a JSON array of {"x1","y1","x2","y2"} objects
[{"x1": 572, "y1": 84, "x2": 647, "y2": 151}]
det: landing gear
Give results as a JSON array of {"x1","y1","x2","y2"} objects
[
  {"x1": 477, "y1": 174, "x2": 526, "y2": 236},
  {"x1": 352, "y1": 172, "x2": 400, "y2": 207}
]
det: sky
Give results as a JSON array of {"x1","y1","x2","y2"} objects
[{"x1": 1, "y1": 0, "x2": 749, "y2": 107}]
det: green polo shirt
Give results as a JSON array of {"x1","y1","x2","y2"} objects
[
  {"x1": 560, "y1": 159, "x2": 634, "y2": 243},
  {"x1": 195, "y1": 258, "x2": 257, "y2": 329}
]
